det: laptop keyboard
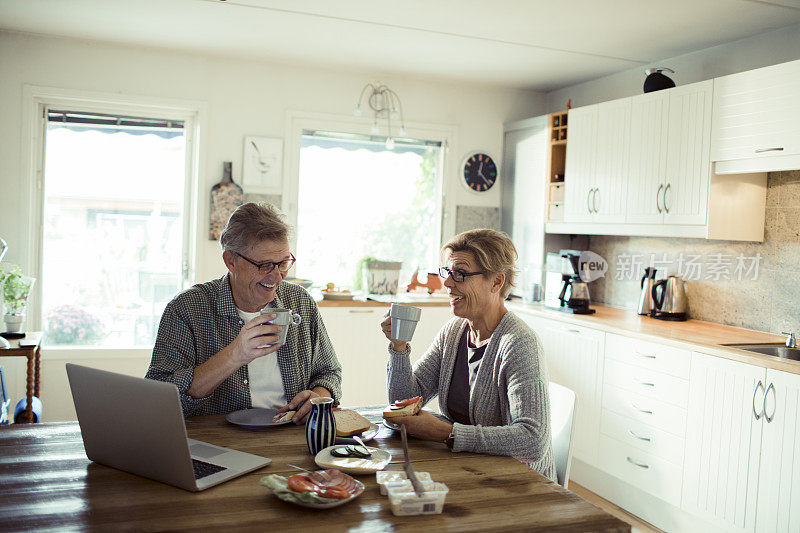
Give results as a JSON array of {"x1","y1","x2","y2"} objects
[{"x1": 192, "y1": 458, "x2": 227, "y2": 480}]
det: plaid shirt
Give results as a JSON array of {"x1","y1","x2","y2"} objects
[{"x1": 145, "y1": 274, "x2": 342, "y2": 416}]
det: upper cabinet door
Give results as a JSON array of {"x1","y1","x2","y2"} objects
[
  {"x1": 756, "y1": 368, "x2": 800, "y2": 533},
  {"x1": 563, "y1": 105, "x2": 598, "y2": 223},
  {"x1": 626, "y1": 91, "x2": 669, "y2": 224},
  {"x1": 682, "y1": 352, "x2": 764, "y2": 533},
  {"x1": 711, "y1": 59, "x2": 800, "y2": 167},
  {"x1": 663, "y1": 80, "x2": 713, "y2": 225},
  {"x1": 594, "y1": 98, "x2": 631, "y2": 223}
]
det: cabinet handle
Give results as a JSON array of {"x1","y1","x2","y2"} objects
[
  {"x1": 626, "y1": 456, "x2": 650, "y2": 469},
  {"x1": 635, "y1": 352, "x2": 656, "y2": 360},
  {"x1": 656, "y1": 184, "x2": 664, "y2": 213},
  {"x1": 631, "y1": 403, "x2": 653, "y2": 415},
  {"x1": 587, "y1": 189, "x2": 593, "y2": 214},
  {"x1": 593, "y1": 188, "x2": 600, "y2": 213},
  {"x1": 663, "y1": 183, "x2": 671, "y2": 213},
  {"x1": 627, "y1": 429, "x2": 652, "y2": 442},
  {"x1": 763, "y1": 382, "x2": 776, "y2": 423},
  {"x1": 566, "y1": 329, "x2": 582, "y2": 334},
  {"x1": 754, "y1": 147, "x2": 784, "y2": 153},
  {"x1": 636, "y1": 380, "x2": 656, "y2": 387},
  {"x1": 753, "y1": 380, "x2": 765, "y2": 420},
  {"x1": 347, "y1": 310, "x2": 374, "y2": 314}
]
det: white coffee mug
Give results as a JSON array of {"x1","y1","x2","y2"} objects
[
  {"x1": 259, "y1": 307, "x2": 302, "y2": 346},
  {"x1": 390, "y1": 303, "x2": 422, "y2": 342}
]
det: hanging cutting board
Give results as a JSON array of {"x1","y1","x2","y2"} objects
[{"x1": 209, "y1": 161, "x2": 244, "y2": 240}]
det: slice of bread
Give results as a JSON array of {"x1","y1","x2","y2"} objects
[
  {"x1": 333, "y1": 409, "x2": 372, "y2": 436},
  {"x1": 382, "y1": 396, "x2": 423, "y2": 419}
]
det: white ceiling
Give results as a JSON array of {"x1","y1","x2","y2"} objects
[{"x1": 2, "y1": 0, "x2": 800, "y2": 91}]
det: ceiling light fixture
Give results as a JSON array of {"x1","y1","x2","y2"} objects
[{"x1": 353, "y1": 83, "x2": 406, "y2": 149}]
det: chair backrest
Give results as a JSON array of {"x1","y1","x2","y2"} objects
[{"x1": 549, "y1": 381, "x2": 577, "y2": 488}]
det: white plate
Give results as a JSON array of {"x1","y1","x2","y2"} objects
[
  {"x1": 335, "y1": 423, "x2": 380, "y2": 444},
  {"x1": 226, "y1": 408, "x2": 293, "y2": 429},
  {"x1": 261, "y1": 473, "x2": 364, "y2": 509},
  {"x1": 314, "y1": 445, "x2": 392, "y2": 475},
  {"x1": 322, "y1": 292, "x2": 354, "y2": 301}
]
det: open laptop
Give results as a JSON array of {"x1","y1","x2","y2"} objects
[{"x1": 66, "y1": 363, "x2": 271, "y2": 491}]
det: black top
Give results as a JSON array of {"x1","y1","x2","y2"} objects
[{"x1": 447, "y1": 328, "x2": 488, "y2": 425}]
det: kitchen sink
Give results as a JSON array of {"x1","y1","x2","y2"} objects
[{"x1": 727, "y1": 344, "x2": 800, "y2": 362}]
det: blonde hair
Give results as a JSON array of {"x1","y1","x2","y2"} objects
[
  {"x1": 442, "y1": 229, "x2": 518, "y2": 298},
  {"x1": 219, "y1": 202, "x2": 292, "y2": 254}
]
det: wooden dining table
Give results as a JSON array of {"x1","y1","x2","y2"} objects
[{"x1": 0, "y1": 406, "x2": 628, "y2": 532}]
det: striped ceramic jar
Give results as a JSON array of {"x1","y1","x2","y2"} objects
[{"x1": 305, "y1": 397, "x2": 336, "y2": 455}]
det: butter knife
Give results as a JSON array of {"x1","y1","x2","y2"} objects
[{"x1": 400, "y1": 424, "x2": 425, "y2": 497}]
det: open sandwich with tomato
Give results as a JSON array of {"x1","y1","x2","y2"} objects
[{"x1": 382, "y1": 396, "x2": 423, "y2": 419}]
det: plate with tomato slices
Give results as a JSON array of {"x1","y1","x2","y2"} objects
[{"x1": 260, "y1": 469, "x2": 364, "y2": 509}]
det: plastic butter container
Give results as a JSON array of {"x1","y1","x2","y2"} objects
[
  {"x1": 375, "y1": 471, "x2": 433, "y2": 495},
  {"x1": 386, "y1": 482, "x2": 449, "y2": 516}
]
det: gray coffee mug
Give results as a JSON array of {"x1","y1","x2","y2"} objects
[{"x1": 390, "y1": 303, "x2": 422, "y2": 341}]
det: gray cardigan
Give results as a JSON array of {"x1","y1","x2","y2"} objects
[{"x1": 387, "y1": 311, "x2": 556, "y2": 482}]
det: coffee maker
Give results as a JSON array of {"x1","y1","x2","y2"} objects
[{"x1": 544, "y1": 250, "x2": 596, "y2": 315}]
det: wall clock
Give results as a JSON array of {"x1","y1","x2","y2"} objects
[{"x1": 462, "y1": 152, "x2": 498, "y2": 192}]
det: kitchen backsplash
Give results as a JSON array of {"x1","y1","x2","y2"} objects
[
  {"x1": 587, "y1": 169, "x2": 800, "y2": 335},
  {"x1": 455, "y1": 206, "x2": 500, "y2": 234}
]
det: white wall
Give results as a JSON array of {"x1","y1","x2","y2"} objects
[
  {"x1": 0, "y1": 30, "x2": 545, "y2": 421},
  {"x1": 546, "y1": 23, "x2": 800, "y2": 111}
]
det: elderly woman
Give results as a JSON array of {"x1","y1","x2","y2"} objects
[
  {"x1": 380, "y1": 229, "x2": 555, "y2": 481},
  {"x1": 146, "y1": 202, "x2": 341, "y2": 421}
]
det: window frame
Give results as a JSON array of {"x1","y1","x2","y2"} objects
[
  {"x1": 21, "y1": 85, "x2": 205, "y2": 338},
  {"x1": 284, "y1": 111, "x2": 457, "y2": 269}
]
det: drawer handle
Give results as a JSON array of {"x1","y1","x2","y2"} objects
[
  {"x1": 636, "y1": 380, "x2": 656, "y2": 387},
  {"x1": 635, "y1": 352, "x2": 656, "y2": 360},
  {"x1": 626, "y1": 457, "x2": 650, "y2": 469},
  {"x1": 347, "y1": 310, "x2": 374, "y2": 314},
  {"x1": 631, "y1": 403, "x2": 653, "y2": 415},
  {"x1": 627, "y1": 429, "x2": 652, "y2": 442},
  {"x1": 566, "y1": 329, "x2": 581, "y2": 334},
  {"x1": 754, "y1": 147, "x2": 784, "y2": 153}
]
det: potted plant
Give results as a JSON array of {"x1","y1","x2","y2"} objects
[{"x1": 0, "y1": 264, "x2": 36, "y2": 333}]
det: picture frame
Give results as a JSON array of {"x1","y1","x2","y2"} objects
[{"x1": 242, "y1": 136, "x2": 283, "y2": 192}]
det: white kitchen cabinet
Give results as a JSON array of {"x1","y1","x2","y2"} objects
[
  {"x1": 563, "y1": 105, "x2": 598, "y2": 223},
  {"x1": 712, "y1": 58, "x2": 800, "y2": 174},
  {"x1": 626, "y1": 91, "x2": 670, "y2": 224},
  {"x1": 320, "y1": 305, "x2": 452, "y2": 407},
  {"x1": 501, "y1": 115, "x2": 549, "y2": 295},
  {"x1": 755, "y1": 368, "x2": 800, "y2": 533},
  {"x1": 594, "y1": 98, "x2": 630, "y2": 223},
  {"x1": 682, "y1": 352, "x2": 764, "y2": 533},
  {"x1": 663, "y1": 80, "x2": 713, "y2": 225},
  {"x1": 517, "y1": 313, "x2": 604, "y2": 464}
]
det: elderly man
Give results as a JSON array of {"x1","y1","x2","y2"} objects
[{"x1": 146, "y1": 202, "x2": 341, "y2": 422}]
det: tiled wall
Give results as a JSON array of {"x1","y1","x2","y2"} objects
[{"x1": 587, "y1": 170, "x2": 800, "y2": 335}]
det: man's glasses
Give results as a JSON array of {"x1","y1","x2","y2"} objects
[
  {"x1": 236, "y1": 252, "x2": 296, "y2": 274},
  {"x1": 438, "y1": 267, "x2": 484, "y2": 283}
]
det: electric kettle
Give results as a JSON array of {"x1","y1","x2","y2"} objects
[
  {"x1": 651, "y1": 274, "x2": 688, "y2": 321},
  {"x1": 637, "y1": 267, "x2": 657, "y2": 316}
]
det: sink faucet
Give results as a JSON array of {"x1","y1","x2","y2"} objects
[{"x1": 782, "y1": 332, "x2": 796, "y2": 348}]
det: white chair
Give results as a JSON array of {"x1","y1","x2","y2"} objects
[{"x1": 549, "y1": 381, "x2": 577, "y2": 489}]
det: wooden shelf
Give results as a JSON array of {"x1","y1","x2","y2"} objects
[{"x1": 551, "y1": 139, "x2": 567, "y2": 146}]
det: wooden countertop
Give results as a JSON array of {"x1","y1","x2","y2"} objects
[
  {"x1": 508, "y1": 301, "x2": 799, "y2": 375},
  {"x1": 316, "y1": 291, "x2": 451, "y2": 308},
  {"x1": 0, "y1": 406, "x2": 628, "y2": 532}
]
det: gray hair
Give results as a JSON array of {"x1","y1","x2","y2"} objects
[
  {"x1": 442, "y1": 228, "x2": 518, "y2": 298},
  {"x1": 219, "y1": 202, "x2": 292, "y2": 254}
]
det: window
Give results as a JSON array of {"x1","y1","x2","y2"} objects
[
  {"x1": 295, "y1": 131, "x2": 442, "y2": 290},
  {"x1": 40, "y1": 110, "x2": 189, "y2": 347}
]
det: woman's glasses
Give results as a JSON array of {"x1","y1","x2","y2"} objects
[
  {"x1": 438, "y1": 267, "x2": 483, "y2": 283},
  {"x1": 236, "y1": 252, "x2": 296, "y2": 274}
]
